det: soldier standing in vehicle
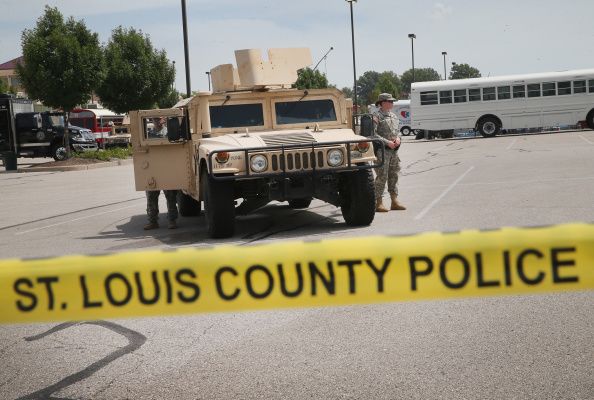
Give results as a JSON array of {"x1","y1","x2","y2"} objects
[
  {"x1": 372, "y1": 93, "x2": 406, "y2": 212},
  {"x1": 144, "y1": 117, "x2": 179, "y2": 230}
]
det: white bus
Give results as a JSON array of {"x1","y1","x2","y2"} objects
[{"x1": 410, "y1": 69, "x2": 594, "y2": 137}]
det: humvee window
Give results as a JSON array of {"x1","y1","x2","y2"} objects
[
  {"x1": 275, "y1": 99, "x2": 336, "y2": 125},
  {"x1": 143, "y1": 117, "x2": 169, "y2": 139},
  {"x1": 210, "y1": 103, "x2": 264, "y2": 128}
]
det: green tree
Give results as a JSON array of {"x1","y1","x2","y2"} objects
[
  {"x1": 0, "y1": 78, "x2": 7, "y2": 93},
  {"x1": 450, "y1": 63, "x2": 481, "y2": 80},
  {"x1": 400, "y1": 68, "x2": 441, "y2": 96},
  {"x1": 295, "y1": 67, "x2": 329, "y2": 89},
  {"x1": 17, "y1": 6, "x2": 104, "y2": 157},
  {"x1": 157, "y1": 87, "x2": 181, "y2": 109},
  {"x1": 356, "y1": 70, "x2": 380, "y2": 106},
  {"x1": 341, "y1": 86, "x2": 353, "y2": 99},
  {"x1": 97, "y1": 27, "x2": 175, "y2": 113},
  {"x1": 371, "y1": 71, "x2": 402, "y2": 103}
]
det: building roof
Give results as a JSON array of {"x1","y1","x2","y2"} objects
[{"x1": 0, "y1": 56, "x2": 23, "y2": 71}]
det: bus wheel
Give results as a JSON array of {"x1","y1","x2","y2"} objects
[
  {"x1": 586, "y1": 110, "x2": 594, "y2": 130},
  {"x1": 478, "y1": 117, "x2": 500, "y2": 138},
  {"x1": 400, "y1": 126, "x2": 412, "y2": 136}
]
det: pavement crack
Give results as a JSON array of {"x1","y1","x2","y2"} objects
[{"x1": 403, "y1": 162, "x2": 461, "y2": 176}]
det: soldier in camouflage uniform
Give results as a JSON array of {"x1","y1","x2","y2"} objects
[
  {"x1": 372, "y1": 93, "x2": 406, "y2": 212},
  {"x1": 145, "y1": 190, "x2": 179, "y2": 230}
]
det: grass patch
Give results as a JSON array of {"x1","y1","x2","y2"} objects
[{"x1": 74, "y1": 146, "x2": 133, "y2": 161}]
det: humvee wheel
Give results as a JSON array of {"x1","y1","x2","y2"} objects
[
  {"x1": 201, "y1": 170, "x2": 235, "y2": 238},
  {"x1": 288, "y1": 198, "x2": 312, "y2": 209},
  {"x1": 340, "y1": 169, "x2": 375, "y2": 226},
  {"x1": 177, "y1": 192, "x2": 201, "y2": 217}
]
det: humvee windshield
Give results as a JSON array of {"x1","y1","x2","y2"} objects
[
  {"x1": 275, "y1": 99, "x2": 336, "y2": 125},
  {"x1": 210, "y1": 103, "x2": 264, "y2": 128}
]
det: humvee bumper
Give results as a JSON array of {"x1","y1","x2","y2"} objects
[{"x1": 207, "y1": 138, "x2": 384, "y2": 181}]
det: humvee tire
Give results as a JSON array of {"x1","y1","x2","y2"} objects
[
  {"x1": 288, "y1": 198, "x2": 312, "y2": 209},
  {"x1": 340, "y1": 169, "x2": 375, "y2": 226},
  {"x1": 177, "y1": 191, "x2": 201, "y2": 216},
  {"x1": 201, "y1": 170, "x2": 235, "y2": 238}
]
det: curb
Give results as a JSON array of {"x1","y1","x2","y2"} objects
[{"x1": 14, "y1": 158, "x2": 133, "y2": 173}]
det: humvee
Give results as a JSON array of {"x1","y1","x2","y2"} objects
[{"x1": 130, "y1": 48, "x2": 381, "y2": 238}]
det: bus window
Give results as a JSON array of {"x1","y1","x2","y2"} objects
[
  {"x1": 527, "y1": 84, "x2": 541, "y2": 98},
  {"x1": 513, "y1": 85, "x2": 526, "y2": 98},
  {"x1": 482, "y1": 87, "x2": 496, "y2": 101},
  {"x1": 497, "y1": 86, "x2": 511, "y2": 100},
  {"x1": 420, "y1": 91, "x2": 438, "y2": 105},
  {"x1": 557, "y1": 81, "x2": 571, "y2": 95},
  {"x1": 573, "y1": 80, "x2": 586, "y2": 94},
  {"x1": 542, "y1": 82, "x2": 556, "y2": 97},
  {"x1": 469, "y1": 89, "x2": 481, "y2": 102},
  {"x1": 439, "y1": 90, "x2": 452, "y2": 104},
  {"x1": 589, "y1": 80, "x2": 594, "y2": 93},
  {"x1": 454, "y1": 89, "x2": 467, "y2": 103}
]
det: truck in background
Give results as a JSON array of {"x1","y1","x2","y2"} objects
[{"x1": 0, "y1": 94, "x2": 97, "y2": 164}]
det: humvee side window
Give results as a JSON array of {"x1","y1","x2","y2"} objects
[
  {"x1": 275, "y1": 99, "x2": 336, "y2": 125},
  {"x1": 143, "y1": 117, "x2": 175, "y2": 140},
  {"x1": 210, "y1": 103, "x2": 264, "y2": 128}
]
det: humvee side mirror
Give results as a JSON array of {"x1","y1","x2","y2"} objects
[
  {"x1": 360, "y1": 114, "x2": 374, "y2": 137},
  {"x1": 167, "y1": 117, "x2": 182, "y2": 141}
]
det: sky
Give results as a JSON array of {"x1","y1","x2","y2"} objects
[{"x1": 1, "y1": 0, "x2": 593, "y2": 93}]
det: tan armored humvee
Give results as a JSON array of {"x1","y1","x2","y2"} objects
[{"x1": 130, "y1": 48, "x2": 381, "y2": 238}]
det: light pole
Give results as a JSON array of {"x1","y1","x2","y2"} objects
[
  {"x1": 181, "y1": 0, "x2": 191, "y2": 97},
  {"x1": 442, "y1": 51, "x2": 448, "y2": 80},
  {"x1": 172, "y1": 60, "x2": 176, "y2": 90},
  {"x1": 408, "y1": 33, "x2": 416, "y2": 84},
  {"x1": 346, "y1": 0, "x2": 358, "y2": 114},
  {"x1": 205, "y1": 71, "x2": 211, "y2": 91}
]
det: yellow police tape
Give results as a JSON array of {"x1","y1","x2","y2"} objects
[{"x1": 1, "y1": 223, "x2": 593, "y2": 324}]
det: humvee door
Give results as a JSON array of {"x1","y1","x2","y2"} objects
[{"x1": 130, "y1": 109, "x2": 194, "y2": 192}]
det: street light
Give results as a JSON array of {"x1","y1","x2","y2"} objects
[
  {"x1": 408, "y1": 33, "x2": 416, "y2": 83},
  {"x1": 172, "y1": 60, "x2": 176, "y2": 90},
  {"x1": 346, "y1": 0, "x2": 358, "y2": 114},
  {"x1": 181, "y1": 0, "x2": 192, "y2": 97},
  {"x1": 205, "y1": 71, "x2": 211, "y2": 92},
  {"x1": 442, "y1": 51, "x2": 448, "y2": 80}
]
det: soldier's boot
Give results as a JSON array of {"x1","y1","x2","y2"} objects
[
  {"x1": 390, "y1": 194, "x2": 407, "y2": 211},
  {"x1": 144, "y1": 222, "x2": 159, "y2": 230},
  {"x1": 168, "y1": 220, "x2": 178, "y2": 229},
  {"x1": 375, "y1": 198, "x2": 389, "y2": 213}
]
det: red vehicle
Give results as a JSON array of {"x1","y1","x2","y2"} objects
[{"x1": 69, "y1": 108, "x2": 129, "y2": 146}]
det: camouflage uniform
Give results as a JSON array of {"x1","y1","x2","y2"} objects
[
  {"x1": 372, "y1": 109, "x2": 401, "y2": 199},
  {"x1": 146, "y1": 190, "x2": 178, "y2": 223}
]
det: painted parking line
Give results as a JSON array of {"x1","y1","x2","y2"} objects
[
  {"x1": 578, "y1": 135, "x2": 594, "y2": 145},
  {"x1": 506, "y1": 137, "x2": 518, "y2": 150},
  {"x1": 414, "y1": 166, "x2": 475, "y2": 221},
  {"x1": 15, "y1": 204, "x2": 140, "y2": 235}
]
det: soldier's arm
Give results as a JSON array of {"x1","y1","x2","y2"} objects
[{"x1": 371, "y1": 114, "x2": 391, "y2": 145}]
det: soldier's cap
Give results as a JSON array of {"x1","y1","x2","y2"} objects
[{"x1": 376, "y1": 93, "x2": 397, "y2": 105}]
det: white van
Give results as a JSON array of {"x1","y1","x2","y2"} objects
[{"x1": 368, "y1": 100, "x2": 413, "y2": 136}]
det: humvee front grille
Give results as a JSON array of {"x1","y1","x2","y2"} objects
[
  {"x1": 261, "y1": 132, "x2": 315, "y2": 146},
  {"x1": 271, "y1": 150, "x2": 324, "y2": 172}
]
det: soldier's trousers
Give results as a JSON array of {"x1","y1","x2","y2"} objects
[
  {"x1": 146, "y1": 190, "x2": 178, "y2": 223},
  {"x1": 374, "y1": 149, "x2": 401, "y2": 198}
]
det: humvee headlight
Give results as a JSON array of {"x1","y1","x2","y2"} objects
[
  {"x1": 327, "y1": 149, "x2": 344, "y2": 167},
  {"x1": 215, "y1": 152, "x2": 230, "y2": 164},
  {"x1": 350, "y1": 141, "x2": 370, "y2": 153},
  {"x1": 250, "y1": 154, "x2": 268, "y2": 173}
]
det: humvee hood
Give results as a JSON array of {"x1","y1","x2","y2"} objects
[{"x1": 200, "y1": 128, "x2": 358, "y2": 151}]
